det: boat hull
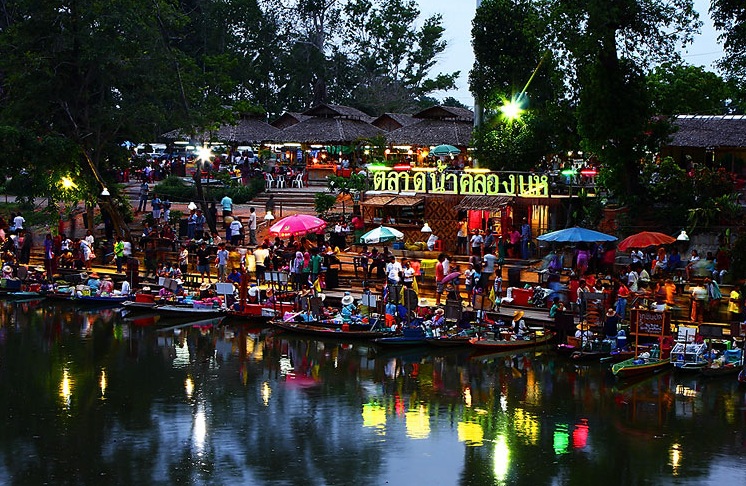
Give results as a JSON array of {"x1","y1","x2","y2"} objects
[
  {"x1": 470, "y1": 332, "x2": 555, "y2": 351},
  {"x1": 612, "y1": 358, "x2": 669, "y2": 379},
  {"x1": 269, "y1": 320, "x2": 391, "y2": 339}
]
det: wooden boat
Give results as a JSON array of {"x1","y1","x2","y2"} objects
[
  {"x1": 469, "y1": 330, "x2": 555, "y2": 351},
  {"x1": 228, "y1": 302, "x2": 296, "y2": 323},
  {"x1": 154, "y1": 303, "x2": 227, "y2": 318},
  {"x1": 372, "y1": 327, "x2": 430, "y2": 346},
  {"x1": 612, "y1": 309, "x2": 673, "y2": 379},
  {"x1": 122, "y1": 300, "x2": 158, "y2": 312},
  {"x1": 269, "y1": 319, "x2": 392, "y2": 339},
  {"x1": 76, "y1": 295, "x2": 130, "y2": 306},
  {"x1": 701, "y1": 348, "x2": 744, "y2": 377},
  {"x1": 612, "y1": 355, "x2": 670, "y2": 379}
]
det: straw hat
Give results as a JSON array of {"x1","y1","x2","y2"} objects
[
  {"x1": 199, "y1": 282, "x2": 211, "y2": 291},
  {"x1": 576, "y1": 322, "x2": 588, "y2": 331},
  {"x1": 418, "y1": 297, "x2": 429, "y2": 307},
  {"x1": 341, "y1": 292, "x2": 355, "y2": 306},
  {"x1": 88, "y1": 272, "x2": 100, "y2": 279},
  {"x1": 606, "y1": 308, "x2": 616, "y2": 317},
  {"x1": 435, "y1": 308, "x2": 444, "y2": 315},
  {"x1": 2, "y1": 265, "x2": 11, "y2": 274},
  {"x1": 512, "y1": 310, "x2": 524, "y2": 321},
  {"x1": 266, "y1": 288, "x2": 274, "y2": 297}
]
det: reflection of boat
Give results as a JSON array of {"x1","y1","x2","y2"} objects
[
  {"x1": 3, "y1": 291, "x2": 45, "y2": 300},
  {"x1": 425, "y1": 333, "x2": 474, "y2": 347},
  {"x1": 469, "y1": 331, "x2": 555, "y2": 351},
  {"x1": 670, "y1": 342, "x2": 708, "y2": 371},
  {"x1": 269, "y1": 320, "x2": 391, "y2": 339}
]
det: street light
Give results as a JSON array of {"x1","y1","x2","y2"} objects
[
  {"x1": 677, "y1": 230, "x2": 689, "y2": 241},
  {"x1": 188, "y1": 202, "x2": 197, "y2": 211},
  {"x1": 100, "y1": 187, "x2": 110, "y2": 197},
  {"x1": 420, "y1": 223, "x2": 432, "y2": 233},
  {"x1": 264, "y1": 211, "x2": 275, "y2": 221}
]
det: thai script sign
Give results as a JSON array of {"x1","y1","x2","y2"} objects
[
  {"x1": 370, "y1": 167, "x2": 549, "y2": 197},
  {"x1": 630, "y1": 310, "x2": 671, "y2": 337}
]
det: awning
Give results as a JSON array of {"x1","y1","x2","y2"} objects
[
  {"x1": 386, "y1": 196, "x2": 424, "y2": 207},
  {"x1": 361, "y1": 195, "x2": 424, "y2": 207},
  {"x1": 454, "y1": 195, "x2": 513, "y2": 211},
  {"x1": 361, "y1": 196, "x2": 396, "y2": 206}
]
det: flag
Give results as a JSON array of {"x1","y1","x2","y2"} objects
[
  {"x1": 488, "y1": 285, "x2": 496, "y2": 304},
  {"x1": 313, "y1": 278, "x2": 322, "y2": 293},
  {"x1": 411, "y1": 277, "x2": 419, "y2": 295}
]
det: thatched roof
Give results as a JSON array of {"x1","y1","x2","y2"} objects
[
  {"x1": 386, "y1": 118, "x2": 473, "y2": 147},
  {"x1": 361, "y1": 195, "x2": 423, "y2": 207},
  {"x1": 669, "y1": 115, "x2": 746, "y2": 148},
  {"x1": 272, "y1": 117, "x2": 385, "y2": 144},
  {"x1": 371, "y1": 113, "x2": 417, "y2": 132},
  {"x1": 413, "y1": 105, "x2": 474, "y2": 122},
  {"x1": 161, "y1": 118, "x2": 279, "y2": 144},
  {"x1": 271, "y1": 112, "x2": 310, "y2": 130},
  {"x1": 302, "y1": 103, "x2": 374, "y2": 122}
]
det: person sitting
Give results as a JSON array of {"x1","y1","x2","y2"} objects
[
  {"x1": 431, "y1": 308, "x2": 445, "y2": 336},
  {"x1": 603, "y1": 308, "x2": 619, "y2": 338},
  {"x1": 98, "y1": 276, "x2": 114, "y2": 295},
  {"x1": 575, "y1": 323, "x2": 594, "y2": 349},
  {"x1": 340, "y1": 292, "x2": 356, "y2": 322},
  {"x1": 511, "y1": 310, "x2": 529, "y2": 338}
]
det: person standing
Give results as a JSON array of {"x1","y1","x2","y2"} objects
[
  {"x1": 229, "y1": 217, "x2": 243, "y2": 246},
  {"x1": 151, "y1": 193, "x2": 162, "y2": 221},
  {"x1": 221, "y1": 194, "x2": 233, "y2": 220},
  {"x1": 187, "y1": 209, "x2": 197, "y2": 240},
  {"x1": 194, "y1": 209, "x2": 206, "y2": 240},
  {"x1": 196, "y1": 241, "x2": 212, "y2": 283},
  {"x1": 43, "y1": 233, "x2": 54, "y2": 276},
  {"x1": 520, "y1": 217, "x2": 532, "y2": 259},
  {"x1": 248, "y1": 207, "x2": 257, "y2": 246},
  {"x1": 456, "y1": 218, "x2": 468, "y2": 254},
  {"x1": 435, "y1": 253, "x2": 446, "y2": 306},
  {"x1": 216, "y1": 243, "x2": 229, "y2": 282},
  {"x1": 470, "y1": 229, "x2": 483, "y2": 257},
  {"x1": 13, "y1": 212, "x2": 25, "y2": 233},
  {"x1": 178, "y1": 244, "x2": 189, "y2": 276},
  {"x1": 137, "y1": 181, "x2": 149, "y2": 213},
  {"x1": 113, "y1": 236, "x2": 125, "y2": 273}
]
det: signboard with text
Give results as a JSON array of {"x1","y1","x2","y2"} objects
[{"x1": 630, "y1": 310, "x2": 671, "y2": 337}]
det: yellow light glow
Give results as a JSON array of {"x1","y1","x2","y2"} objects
[
  {"x1": 493, "y1": 435, "x2": 510, "y2": 481},
  {"x1": 405, "y1": 404, "x2": 431, "y2": 440},
  {"x1": 59, "y1": 367, "x2": 73, "y2": 409},
  {"x1": 514, "y1": 408, "x2": 539, "y2": 445},
  {"x1": 421, "y1": 151, "x2": 429, "y2": 157},
  {"x1": 499, "y1": 97, "x2": 525, "y2": 122},
  {"x1": 464, "y1": 168, "x2": 490, "y2": 173},
  {"x1": 362, "y1": 402, "x2": 387, "y2": 434},
  {"x1": 384, "y1": 149, "x2": 391, "y2": 155},
  {"x1": 457, "y1": 421, "x2": 484, "y2": 446},
  {"x1": 100, "y1": 369, "x2": 107, "y2": 399},
  {"x1": 670, "y1": 443, "x2": 682, "y2": 475},
  {"x1": 196, "y1": 146, "x2": 212, "y2": 162},
  {"x1": 60, "y1": 176, "x2": 78, "y2": 190},
  {"x1": 463, "y1": 386, "x2": 472, "y2": 408},
  {"x1": 261, "y1": 381, "x2": 271, "y2": 406},
  {"x1": 185, "y1": 376, "x2": 194, "y2": 399}
]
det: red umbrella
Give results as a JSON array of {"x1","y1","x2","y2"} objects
[
  {"x1": 617, "y1": 231, "x2": 676, "y2": 251},
  {"x1": 269, "y1": 214, "x2": 327, "y2": 238}
]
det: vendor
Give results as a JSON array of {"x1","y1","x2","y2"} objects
[
  {"x1": 512, "y1": 310, "x2": 529, "y2": 337},
  {"x1": 340, "y1": 292, "x2": 356, "y2": 322},
  {"x1": 603, "y1": 308, "x2": 619, "y2": 338},
  {"x1": 575, "y1": 322, "x2": 594, "y2": 348}
]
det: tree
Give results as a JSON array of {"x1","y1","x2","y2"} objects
[
  {"x1": 711, "y1": 1, "x2": 746, "y2": 82},
  {"x1": 470, "y1": 0, "x2": 575, "y2": 170},
  {"x1": 647, "y1": 63, "x2": 732, "y2": 115},
  {"x1": 543, "y1": 0, "x2": 700, "y2": 202}
]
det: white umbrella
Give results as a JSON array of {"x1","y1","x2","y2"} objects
[{"x1": 360, "y1": 226, "x2": 404, "y2": 244}]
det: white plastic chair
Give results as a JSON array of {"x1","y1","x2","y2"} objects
[
  {"x1": 292, "y1": 174, "x2": 304, "y2": 188},
  {"x1": 276, "y1": 175, "x2": 286, "y2": 189},
  {"x1": 265, "y1": 174, "x2": 275, "y2": 189}
]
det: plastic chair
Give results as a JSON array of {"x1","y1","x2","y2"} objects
[
  {"x1": 292, "y1": 174, "x2": 304, "y2": 188},
  {"x1": 265, "y1": 174, "x2": 275, "y2": 189},
  {"x1": 276, "y1": 175, "x2": 285, "y2": 189}
]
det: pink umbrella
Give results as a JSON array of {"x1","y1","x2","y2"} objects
[
  {"x1": 269, "y1": 214, "x2": 327, "y2": 238},
  {"x1": 441, "y1": 271, "x2": 461, "y2": 285}
]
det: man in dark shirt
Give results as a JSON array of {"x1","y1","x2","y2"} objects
[{"x1": 196, "y1": 242, "x2": 212, "y2": 283}]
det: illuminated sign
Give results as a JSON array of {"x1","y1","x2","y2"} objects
[{"x1": 371, "y1": 167, "x2": 550, "y2": 197}]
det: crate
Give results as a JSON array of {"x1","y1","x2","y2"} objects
[
  {"x1": 136, "y1": 293, "x2": 155, "y2": 303},
  {"x1": 511, "y1": 287, "x2": 534, "y2": 307}
]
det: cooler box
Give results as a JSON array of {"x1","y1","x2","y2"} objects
[
  {"x1": 512, "y1": 288, "x2": 533, "y2": 307},
  {"x1": 136, "y1": 293, "x2": 155, "y2": 303}
]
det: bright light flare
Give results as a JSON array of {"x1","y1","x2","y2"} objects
[
  {"x1": 59, "y1": 177, "x2": 78, "y2": 190},
  {"x1": 499, "y1": 96, "x2": 525, "y2": 122},
  {"x1": 196, "y1": 146, "x2": 212, "y2": 162}
]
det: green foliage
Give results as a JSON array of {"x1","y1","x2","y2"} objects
[
  {"x1": 711, "y1": 1, "x2": 746, "y2": 84},
  {"x1": 730, "y1": 231, "x2": 746, "y2": 280},
  {"x1": 687, "y1": 194, "x2": 742, "y2": 232},
  {"x1": 327, "y1": 173, "x2": 369, "y2": 194},
  {"x1": 314, "y1": 193, "x2": 337, "y2": 218},
  {"x1": 647, "y1": 63, "x2": 732, "y2": 115}
]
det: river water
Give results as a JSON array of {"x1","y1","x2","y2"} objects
[{"x1": 0, "y1": 299, "x2": 744, "y2": 485}]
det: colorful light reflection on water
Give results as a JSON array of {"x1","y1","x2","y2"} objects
[{"x1": 0, "y1": 300, "x2": 745, "y2": 484}]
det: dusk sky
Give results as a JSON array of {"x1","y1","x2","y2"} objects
[{"x1": 417, "y1": 0, "x2": 725, "y2": 108}]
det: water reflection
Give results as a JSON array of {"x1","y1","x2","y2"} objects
[{"x1": 0, "y1": 299, "x2": 744, "y2": 484}]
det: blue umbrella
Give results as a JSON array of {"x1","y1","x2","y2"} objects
[
  {"x1": 430, "y1": 144, "x2": 461, "y2": 156},
  {"x1": 536, "y1": 227, "x2": 617, "y2": 243}
]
